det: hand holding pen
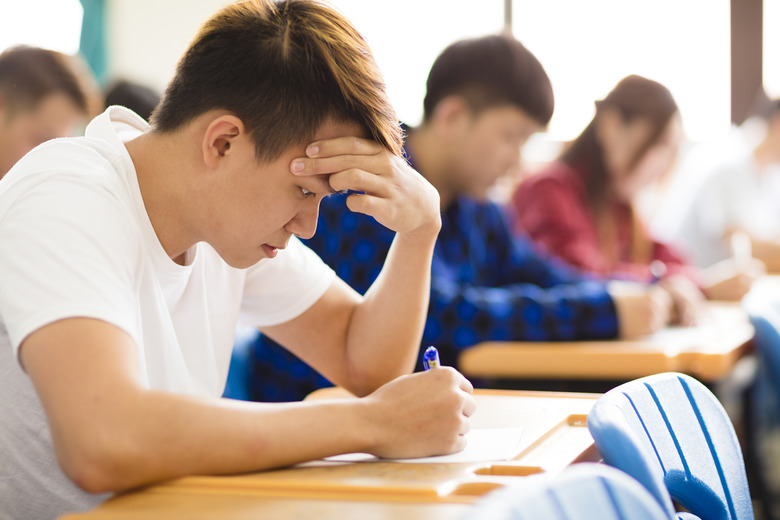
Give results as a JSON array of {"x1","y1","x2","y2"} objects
[{"x1": 358, "y1": 344, "x2": 475, "y2": 459}]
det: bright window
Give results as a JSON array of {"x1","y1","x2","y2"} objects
[
  {"x1": 328, "y1": 0, "x2": 505, "y2": 127},
  {"x1": 0, "y1": 0, "x2": 83, "y2": 54},
  {"x1": 512, "y1": 0, "x2": 731, "y2": 144}
]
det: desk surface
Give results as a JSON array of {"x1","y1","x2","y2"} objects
[
  {"x1": 459, "y1": 302, "x2": 754, "y2": 382},
  {"x1": 60, "y1": 389, "x2": 600, "y2": 520}
]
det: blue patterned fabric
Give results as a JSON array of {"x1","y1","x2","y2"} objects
[{"x1": 246, "y1": 147, "x2": 619, "y2": 402}]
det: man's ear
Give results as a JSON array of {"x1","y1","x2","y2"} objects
[
  {"x1": 202, "y1": 115, "x2": 244, "y2": 168},
  {"x1": 431, "y1": 95, "x2": 471, "y2": 138}
]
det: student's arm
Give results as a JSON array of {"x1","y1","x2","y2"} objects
[
  {"x1": 417, "y1": 203, "x2": 667, "y2": 358},
  {"x1": 21, "y1": 317, "x2": 474, "y2": 494},
  {"x1": 745, "y1": 235, "x2": 780, "y2": 273},
  {"x1": 260, "y1": 136, "x2": 443, "y2": 397},
  {"x1": 424, "y1": 259, "x2": 671, "y2": 364},
  {"x1": 697, "y1": 228, "x2": 769, "y2": 301}
]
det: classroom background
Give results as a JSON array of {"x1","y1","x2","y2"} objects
[
  {"x1": 4, "y1": 1, "x2": 780, "y2": 519},
  {"x1": 3, "y1": 0, "x2": 778, "y2": 157}
]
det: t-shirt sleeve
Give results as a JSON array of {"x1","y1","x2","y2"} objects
[
  {"x1": 238, "y1": 236, "x2": 336, "y2": 328},
  {"x1": 0, "y1": 176, "x2": 141, "y2": 363}
]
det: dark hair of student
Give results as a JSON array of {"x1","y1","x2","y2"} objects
[
  {"x1": 561, "y1": 74, "x2": 679, "y2": 209},
  {"x1": 0, "y1": 45, "x2": 88, "y2": 116},
  {"x1": 422, "y1": 34, "x2": 554, "y2": 126},
  {"x1": 105, "y1": 80, "x2": 161, "y2": 121},
  {"x1": 151, "y1": 0, "x2": 402, "y2": 161}
]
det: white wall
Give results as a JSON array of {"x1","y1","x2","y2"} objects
[{"x1": 106, "y1": 0, "x2": 230, "y2": 93}]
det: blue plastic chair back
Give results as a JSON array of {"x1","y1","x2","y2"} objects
[
  {"x1": 743, "y1": 290, "x2": 780, "y2": 519},
  {"x1": 744, "y1": 292, "x2": 780, "y2": 389},
  {"x1": 462, "y1": 463, "x2": 677, "y2": 520},
  {"x1": 587, "y1": 372, "x2": 753, "y2": 520}
]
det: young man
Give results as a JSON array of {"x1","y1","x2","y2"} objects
[
  {"x1": 0, "y1": 45, "x2": 90, "y2": 178},
  {"x1": 0, "y1": 2, "x2": 475, "y2": 518},
  {"x1": 248, "y1": 34, "x2": 672, "y2": 402}
]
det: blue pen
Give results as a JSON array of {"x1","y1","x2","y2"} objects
[{"x1": 423, "y1": 345, "x2": 440, "y2": 370}]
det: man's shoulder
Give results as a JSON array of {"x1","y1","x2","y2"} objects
[
  {"x1": 6, "y1": 136, "x2": 122, "y2": 186},
  {"x1": 0, "y1": 136, "x2": 138, "y2": 241},
  {"x1": 453, "y1": 195, "x2": 507, "y2": 225}
]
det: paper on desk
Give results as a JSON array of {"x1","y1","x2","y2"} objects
[
  {"x1": 642, "y1": 323, "x2": 719, "y2": 355},
  {"x1": 325, "y1": 426, "x2": 524, "y2": 464}
]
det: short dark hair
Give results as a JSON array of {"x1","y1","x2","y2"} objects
[
  {"x1": 105, "y1": 80, "x2": 160, "y2": 121},
  {"x1": 422, "y1": 34, "x2": 554, "y2": 125},
  {"x1": 0, "y1": 45, "x2": 88, "y2": 116},
  {"x1": 151, "y1": 0, "x2": 402, "y2": 161}
]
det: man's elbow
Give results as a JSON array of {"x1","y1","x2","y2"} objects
[{"x1": 56, "y1": 433, "x2": 145, "y2": 494}]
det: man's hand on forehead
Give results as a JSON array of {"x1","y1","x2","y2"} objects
[{"x1": 289, "y1": 135, "x2": 440, "y2": 237}]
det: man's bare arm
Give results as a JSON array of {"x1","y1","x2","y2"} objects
[{"x1": 21, "y1": 317, "x2": 474, "y2": 494}]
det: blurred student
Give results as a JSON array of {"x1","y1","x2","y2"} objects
[
  {"x1": 247, "y1": 35, "x2": 672, "y2": 403},
  {"x1": 655, "y1": 98, "x2": 780, "y2": 272},
  {"x1": 512, "y1": 75, "x2": 761, "y2": 326},
  {"x1": 0, "y1": 45, "x2": 90, "y2": 178},
  {"x1": 104, "y1": 79, "x2": 161, "y2": 121},
  {"x1": 0, "y1": 2, "x2": 475, "y2": 518}
]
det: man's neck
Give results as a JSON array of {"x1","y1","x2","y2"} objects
[
  {"x1": 405, "y1": 125, "x2": 457, "y2": 209},
  {"x1": 124, "y1": 131, "x2": 199, "y2": 265}
]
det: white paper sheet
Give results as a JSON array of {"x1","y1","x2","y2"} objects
[{"x1": 325, "y1": 426, "x2": 524, "y2": 464}]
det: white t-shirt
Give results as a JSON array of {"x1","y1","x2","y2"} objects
[
  {"x1": 657, "y1": 155, "x2": 780, "y2": 268},
  {"x1": 652, "y1": 126, "x2": 780, "y2": 268},
  {"x1": 0, "y1": 107, "x2": 336, "y2": 519}
]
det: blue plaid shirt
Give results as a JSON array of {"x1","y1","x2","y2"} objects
[{"x1": 246, "y1": 153, "x2": 618, "y2": 402}]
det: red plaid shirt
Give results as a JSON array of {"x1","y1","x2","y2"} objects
[{"x1": 511, "y1": 161, "x2": 699, "y2": 284}]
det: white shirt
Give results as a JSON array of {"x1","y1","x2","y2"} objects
[
  {"x1": 0, "y1": 107, "x2": 335, "y2": 519},
  {"x1": 653, "y1": 127, "x2": 780, "y2": 267}
]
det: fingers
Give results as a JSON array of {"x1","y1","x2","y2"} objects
[
  {"x1": 292, "y1": 154, "x2": 384, "y2": 178},
  {"x1": 290, "y1": 137, "x2": 385, "y2": 177},
  {"x1": 331, "y1": 169, "x2": 389, "y2": 196},
  {"x1": 462, "y1": 392, "x2": 477, "y2": 419},
  {"x1": 306, "y1": 136, "x2": 384, "y2": 158},
  {"x1": 430, "y1": 367, "x2": 477, "y2": 418}
]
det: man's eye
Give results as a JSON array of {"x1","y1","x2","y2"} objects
[{"x1": 300, "y1": 187, "x2": 316, "y2": 198}]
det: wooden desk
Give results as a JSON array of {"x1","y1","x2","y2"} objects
[
  {"x1": 459, "y1": 302, "x2": 754, "y2": 382},
  {"x1": 60, "y1": 389, "x2": 600, "y2": 519}
]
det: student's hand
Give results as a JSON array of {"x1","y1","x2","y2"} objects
[
  {"x1": 659, "y1": 275, "x2": 705, "y2": 326},
  {"x1": 291, "y1": 137, "x2": 441, "y2": 240},
  {"x1": 608, "y1": 280, "x2": 672, "y2": 338},
  {"x1": 361, "y1": 367, "x2": 476, "y2": 459},
  {"x1": 702, "y1": 258, "x2": 765, "y2": 301}
]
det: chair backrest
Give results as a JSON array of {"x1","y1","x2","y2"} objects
[
  {"x1": 462, "y1": 463, "x2": 674, "y2": 520},
  {"x1": 744, "y1": 292, "x2": 780, "y2": 388},
  {"x1": 587, "y1": 372, "x2": 753, "y2": 520}
]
